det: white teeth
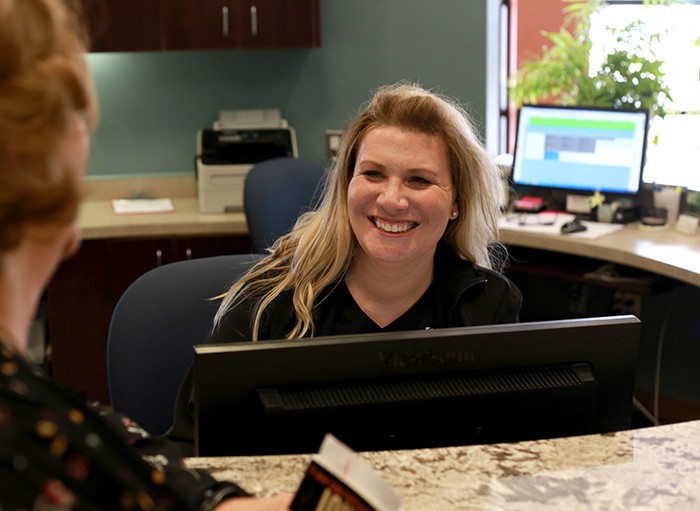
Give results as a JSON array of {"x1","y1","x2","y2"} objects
[{"x1": 374, "y1": 219, "x2": 413, "y2": 233}]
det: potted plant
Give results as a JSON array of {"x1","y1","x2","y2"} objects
[
  {"x1": 687, "y1": 190, "x2": 700, "y2": 217},
  {"x1": 508, "y1": 0, "x2": 672, "y2": 118}
]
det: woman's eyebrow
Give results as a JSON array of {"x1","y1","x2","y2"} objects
[
  {"x1": 358, "y1": 159, "x2": 441, "y2": 176},
  {"x1": 357, "y1": 158, "x2": 384, "y2": 167}
]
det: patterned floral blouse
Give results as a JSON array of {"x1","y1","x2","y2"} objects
[{"x1": 0, "y1": 344, "x2": 247, "y2": 510}]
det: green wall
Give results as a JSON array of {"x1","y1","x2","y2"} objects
[{"x1": 85, "y1": 0, "x2": 490, "y2": 177}]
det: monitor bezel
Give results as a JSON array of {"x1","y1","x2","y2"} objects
[
  {"x1": 193, "y1": 315, "x2": 640, "y2": 456},
  {"x1": 511, "y1": 104, "x2": 651, "y2": 197}
]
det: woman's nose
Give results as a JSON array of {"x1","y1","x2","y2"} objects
[{"x1": 377, "y1": 180, "x2": 409, "y2": 210}]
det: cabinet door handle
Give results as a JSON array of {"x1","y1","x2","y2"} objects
[
  {"x1": 185, "y1": 248, "x2": 192, "y2": 260},
  {"x1": 156, "y1": 249, "x2": 163, "y2": 267},
  {"x1": 250, "y1": 5, "x2": 258, "y2": 37},
  {"x1": 222, "y1": 6, "x2": 230, "y2": 38}
]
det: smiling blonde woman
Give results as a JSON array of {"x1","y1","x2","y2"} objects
[{"x1": 168, "y1": 82, "x2": 522, "y2": 453}]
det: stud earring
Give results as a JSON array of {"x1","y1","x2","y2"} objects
[{"x1": 450, "y1": 211, "x2": 458, "y2": 219}]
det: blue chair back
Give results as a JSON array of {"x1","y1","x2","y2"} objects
[
  {"x1": 107, "y1": 253, "x2": 260, "y2": 435},
  {"x1": 244, "y1": 156, "x2": 326, "y2": 252}
]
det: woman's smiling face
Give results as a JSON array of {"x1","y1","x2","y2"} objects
[{"x1": 347, "y1": 125, "x2": 457, "y2": 268}]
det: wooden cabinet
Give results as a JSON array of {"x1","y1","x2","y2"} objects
[
  {"x1": 234, "y1": 0, "x2": 321, "y2": 49},
  {"x1": 81, "y1": 0, "x2": 162, "y2": 52},
  {"x1": 45, "y1": 234, "x2": 251, "y2": 404},
  {"x1": 82, "y1": 0, "x2": 320, "y2": 52},
  {"x1": 160, "y1": 0, "x2": 229, "y2": 51},
  {"x1": 162, "y1": 0, "x2": 320, "y2": 50}
]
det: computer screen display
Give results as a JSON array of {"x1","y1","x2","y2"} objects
[
  {"x1": 512, "y1": 105, "x2": 650, "y2": 195},
  {"x1": 193, "y1": 315, "x2": 640, "y2": 457}
]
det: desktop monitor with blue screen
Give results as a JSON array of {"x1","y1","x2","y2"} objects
[
  {"x1": 512, "y1": 104, "x2": 650, "y2": 201},
  {"x1": 193, "y1": 315, "x2": 640, "y2": 456}
]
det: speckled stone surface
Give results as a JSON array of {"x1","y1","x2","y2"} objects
[{"x1": 186, "y1": 420, "x2": 700, "y2": 510}]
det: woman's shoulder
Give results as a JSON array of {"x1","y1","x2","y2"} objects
[
  {"x1": 435, "y1": 242, "x2": 521, "y2": 303},
  {"x1": 209, "y1": 287, "x2": 297, "y2": 343},
  {"x1": 437, "y1": 242, "x2": 512, "y2": 279},
  {"x1": 434, "y1": 247, "x2": 522, "y2": 325},
  {"x1": 436, "y1": 242, "x2": 488, "y2": 279}
]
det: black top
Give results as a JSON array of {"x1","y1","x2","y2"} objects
[
  {"x1": 210, "y1": 241, "x2": 521, "y2": 343},
  {"x1": 314, "y1": 279, "x2": 438, "y2": 335},
  {"x1": 0, "y1": 344, "x2": 246, "y2": 510}
]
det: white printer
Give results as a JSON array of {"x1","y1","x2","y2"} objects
[{"x1": 196, "y1": 109, "x2": 297, "y2": 213}]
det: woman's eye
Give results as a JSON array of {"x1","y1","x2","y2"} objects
[
  {"x1": 408, "y1": 176, "x2": 432, "y2": 187},
  {"x1": 362, "y1": 170, "x2": 383, "y2": 180}
]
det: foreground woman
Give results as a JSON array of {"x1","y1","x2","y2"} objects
[{"x1": 0, "y1": 0, "x2": 291, "y2": 508}]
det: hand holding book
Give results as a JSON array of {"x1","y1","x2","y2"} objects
[{"x1": 291, "y1": 435, "x2": 401, "y2": 511}]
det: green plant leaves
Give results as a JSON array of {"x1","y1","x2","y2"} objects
[{"x1": 509, "y1": 0, "x2": 671, "y2": 117}]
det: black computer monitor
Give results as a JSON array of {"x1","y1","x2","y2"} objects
[
  {"x1": 193, "y1": 315, "x2": 640, "y2": 456},
  {"x1": 512, "y1": 104, "x2": 650, "y2": 199}
]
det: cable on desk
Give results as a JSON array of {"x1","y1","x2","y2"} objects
[
  {"x1": 633, "y1": 287, "x2": 679, "y2": 427},
  {"x1": 652, "y1": 288, "x2": 678, "y2": 425}
]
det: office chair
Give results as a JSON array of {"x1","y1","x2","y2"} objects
[
  {"x1": 244, "y1": 156, "x2": 326, "y2": 253},
  {"x1": 107, "y1": 253, "x2": 261, "y2": 435}
]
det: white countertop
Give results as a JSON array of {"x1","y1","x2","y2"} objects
[
  {"x1": 79, "y1": 197, "x2": 247, "y2": 239},
  {"x1": 499, "y1": 221, "x2": 700, "y2": 287}
]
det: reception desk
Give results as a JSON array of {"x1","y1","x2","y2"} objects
[
  {"x1": 186, "y1": 419, "x2": 700, "y2": 510},
  {"x1": 498, "y1": 219, "x2": 700, "y2": 421},
  {"x1": 71, "y1": 178, "x2": 700, "y2": 508},
  {"x1": 498, "y1": 221, "x2": 700, "y2": 288}
]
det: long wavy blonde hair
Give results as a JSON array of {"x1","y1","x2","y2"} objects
[
  {"x1": 214, "y1": 83, "x2": 505, "y2": 341},
  {"x1": 0, "y1": 0, "x2": 97, "y2": 254}
]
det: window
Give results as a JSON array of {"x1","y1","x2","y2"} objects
[
  {"x1": 590, "y1": 1, "x2": 700, "y2": 190},
  {"x1": 503, "y1": 0, "x2": 700, "y2": 190}
]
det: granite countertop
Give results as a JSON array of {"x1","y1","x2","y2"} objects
[{"x1": 186, "y1": 419, "x2": 700, "y2": 510}]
